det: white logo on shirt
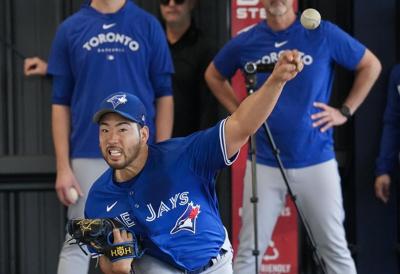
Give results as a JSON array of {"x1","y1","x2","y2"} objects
[
  {"x1": 145, "y1": 192, "x2": 189, "y2": 222},
  {"x1": 170, "y1": 202, "x2": 201, "y2": 235},
  {"x1": 258, "y1": 50, "x2": 314, "y2": 66},
  {"x1": 119, "y1": 212, "x2": 135, "y2": 227},
  {"x1": 82, "y1": 32, "x2": 140, "y2": 52},
  {"x1": 114, "y1": 212, "x2": 135, "y2": 227},
  {"x1": 237, "y1": 24, "x2": 257, "y2": 35},
  {"x1": 106, "y1": 201, "x2": 118, "y2": 212},
  {"x1": 397, "y1": 85, "x2": 400, "y2": 96},
  {"x1": 274, "y1": 41, "x2": 288, "y2": 48},
  {"x1": 103, "y1": 23, "x2": 116, "y2": 30}
]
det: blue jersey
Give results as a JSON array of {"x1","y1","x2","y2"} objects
[
  {"x1": 47, "y1": 1, "x2": 174, "y2": 157},
  {"x1": 375, "y1": 65, "x2": 400, "y2": 176},
  {"x1": 85, "y1": 120, "x2": 237, "y2": 271},
  {"x1": 214, "y1": 19, "x2": 366, "y2": 168}
]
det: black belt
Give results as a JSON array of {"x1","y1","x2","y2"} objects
[{"x1": 184, "y1": 248, "x2": 227, "y2": 274}]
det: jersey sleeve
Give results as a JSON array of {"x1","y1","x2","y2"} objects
[
  {"x1": 325, "y1": 22, "x2": 366, "y2": 70},
  {"x1": 151, "y1": 73, "x2": 173, "y2": 98},
  {"x1": 47, "y1": 24, "x2": 73, "y2": 77},
  {"x1": 375, "y1": 65, "x2": 400, "y2": 176},
  {"x1": 188, "y1": 119, "x2": 239, "y2": 180},
  {"x1": 148, "y1": 19, "x2": 174, "y2": 98},
  {"x1": 51, "y1": 74, "x2": 74, "y2": 105},
  {"x1": 213, "y1": 36, "x2": 242, "y2": 79},
  {"x1": 84, "y1": 192, "x2": 94, "y2": 219},
  {"x1": 47, "y1": 23, "x2": 75, "y2": 105}
]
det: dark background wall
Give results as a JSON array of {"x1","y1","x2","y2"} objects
[
  {"x1": 352, "y1": 0, "x2": 398, "y2": 273},
  {"x1": 0, "y1": 0, "x2": 398, "y2": 273}
]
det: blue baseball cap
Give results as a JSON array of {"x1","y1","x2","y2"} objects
[{"x1": 93, "y1": 92, "x2": 147, "y2": 126}]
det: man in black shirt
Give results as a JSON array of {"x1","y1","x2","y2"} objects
[{"x1": 160, "y1": 0, "x2": 219, "y2": 137}]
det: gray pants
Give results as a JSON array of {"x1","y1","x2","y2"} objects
[
  {"x1": 233, "y1": 159, "x2": 356, "y2": 274},
  {"x1": 133, "y1": 229, "x2": 233, "y2": 274},
  {"x1": 57, "y1": 158, "x2": 108, "y2": 274}
]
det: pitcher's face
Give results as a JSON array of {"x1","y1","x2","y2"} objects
[{"x1": 99, "y1": 113, "x2": 148, "y2": 170}]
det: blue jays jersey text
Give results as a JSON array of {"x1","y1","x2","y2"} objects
[
  {"x1": 47, "y1": 1, "x2": 173, "y2": 157},
  {"x1": 214, "y1": 19, "x2": 366, "y2": 168},
  {"x1": 85, "y1": 120, "x2": 238, "y2": 271}
]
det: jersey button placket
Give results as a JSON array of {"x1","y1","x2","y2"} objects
[{"x1": 128, "y1": 189, "x2": 140, "y2": 209}]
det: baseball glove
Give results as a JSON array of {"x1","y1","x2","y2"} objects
[{"x1": 67, "y1": 218, "x2": 143, "y2": 262}]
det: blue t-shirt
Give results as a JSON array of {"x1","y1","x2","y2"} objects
[
  {"x1": 47, "y1": 1, "x2": 174, "y2": 157},
  {"x1": 214, "y1": 19, "x2": 366, "y2": 168},
  {"x1": 375, "y1": 65, "x2": 400, "y2": 176},
  {"x1": 85, "y1": 119, "x2": 238, "y2": 271}
]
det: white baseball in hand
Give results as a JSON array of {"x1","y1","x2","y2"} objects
[
  {"x1": 300, "y1": 8, "x2": 321, "y2": 30},
  {"x1": 67, "y1": 187, "x2": 79, "y2": 204}
]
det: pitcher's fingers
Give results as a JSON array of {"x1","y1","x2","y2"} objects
[
  {"x1": 127, "y1": 232, "x2": 133, "y2": 241},
  {"x1": 113, "y1": 228, "x2": 122, "y2": 243},
  {"x1": 120, "y1": 229, "x2": 128, "y2": 241},
  {"x1": 296, "y1": 61, "x2": 304, "y2": 72}
]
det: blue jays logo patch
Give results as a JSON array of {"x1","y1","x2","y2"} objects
[
  {"x1": 170, "y1": 202, "x2": 201, "y2": 234},
  {"x1": 107, "y1": 94, "x2": 128, "y2": 109}
]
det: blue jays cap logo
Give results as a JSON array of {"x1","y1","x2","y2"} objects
[
  {"x1": 107, "y1": 94, "x2": 128, "y2": 109},
  {"x1": 93, "y1": 92, "x2": 147, "y2": 125},
  {"x1": 170, "y1": 202, "x2": 201, "y2": 234}
]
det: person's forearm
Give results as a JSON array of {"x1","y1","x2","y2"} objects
[
  {"x1": 224, "y1": 76, "x2": 286, "y2": 158},
  {"x1": 52, "y1": 105, "x2": 71, "y2": 172},
  {"x1": 232, "y1": 75, "x2": 285, "y2": 137},
  {"x1": 343, "y1": 49, "x2": 381, "y2": 113},
  {"x1": 99, "y1": 255, "x2": 132, "y2": 274},
  {"x1": 205, "y1": 63, "x2": 240, "y2": 114},
  {"x1": 224, "y1": 51, "x2": 302, "y2": 158},
  {"x1": 99, "y1": 256, "x2": 115, "y2": 274},
  {"x1": 155, "y1": 96, "x2": 173, "y2": 142}
]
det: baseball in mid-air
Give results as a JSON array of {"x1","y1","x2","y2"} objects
[
  {"x1": 300, "y1": 8, "x2": 321, "y2": 30},
  {"x1": 67, "y1": 187, "x2": 79, "y2": 204}
]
